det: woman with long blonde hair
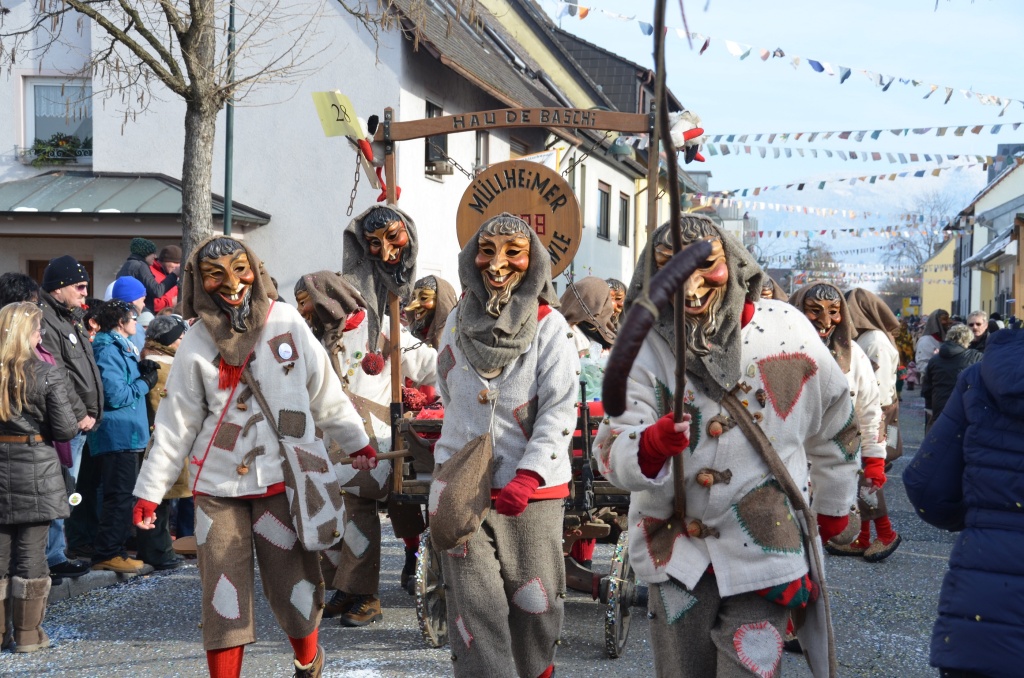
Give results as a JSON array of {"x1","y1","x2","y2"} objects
[{"x1": 0, "y1": 302, "x2": 79, "y2": 653}]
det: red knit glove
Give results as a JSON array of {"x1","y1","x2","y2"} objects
[
  {"x1": 637, "y1": 413, "x2": 691, "y2": 478},
  {"x1": 495, "y1": 470, "x2": 543, "y2": 517},
  {"x1": 862, "y1": 457, "x2": 887, "y2": 489},
  {"x1": 133, "y1": 499, "x2": 159, "y2": 529},
  {"x1": 817, "y1": 514, "x2": 849, "y2": 544},
  {"x1": 350, "y1": 443, "x2": 377, "y2": 470}
]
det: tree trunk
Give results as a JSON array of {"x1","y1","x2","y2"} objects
[{"x1": 180, "y1": 98, "x2": 218, "y2": 260}]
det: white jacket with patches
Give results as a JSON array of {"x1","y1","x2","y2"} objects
[
  {"x1": 435, "y1": 307, "x2": 580, "y2": 490},
  {"x1": 847, "y1": 341, "x2": 886, "y2": 460},
  {"x1": 596, "y1": 300, "x2": 858, "y2": 597},
  {"x1": 855, "y1": 329, "x2": 899, "y2": 407},
  {"x1": 134, "y1": 302, "x2": 370, "y2": 502}
]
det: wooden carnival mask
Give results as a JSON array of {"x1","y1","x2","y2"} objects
[
  {"x1": 475, "y1": 225, "x2": 531, "y2": 317},
  {"x1": 802, "y1": 284, "x2": 843, "y2": 343}
]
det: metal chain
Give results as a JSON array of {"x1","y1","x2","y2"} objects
[
  {"x1": 346, "y1": 153, "x2": 361, "y2": 217},
  {"x1": 562, "y1": 131, "x2": 613, "y2": 177},
  {"x1": 427, "y1": 140, "x2": 474, "y2": 179}
]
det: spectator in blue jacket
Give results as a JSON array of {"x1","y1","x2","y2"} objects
[
  {"x1": 88, "y1": 301, "x2": 159, "y2": 574},
  {"x1": 904, "y1": 327, "x2": 1024, "y2": 678}
]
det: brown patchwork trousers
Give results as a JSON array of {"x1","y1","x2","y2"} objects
[
  {"x1": 649, "y1": 572, "x2": 789, "y2": 678},
  {"x1": 323, "y1": 492, "x2": 381, "y2": 596},
  {"x1": 442, "y1": 499, "x2": 565, "y2": 678},
  {"x1": 195, "y1": 493, "x2": 325, "y2": 650}
]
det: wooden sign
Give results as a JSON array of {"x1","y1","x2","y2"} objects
[
  {"x1": 374, "y1": 107, "x2": 649, "y2": 142},
  {"x1": 456, "y1": 160, "x2": 582, "y2": 277}
]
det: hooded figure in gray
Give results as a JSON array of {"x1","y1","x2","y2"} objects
[
  {"x1": 342, "y1": 204, "x2": 418, "y2": 354},
  {"x1": 625, "y1": 216, "x2": 765, "y2": 401}
]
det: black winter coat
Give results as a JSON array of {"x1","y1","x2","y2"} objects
[
  {"x1": 116, "y1": 254, "x2": 178, "y2": 312},
  {"x1": 0, "y1": 360, "x2": 80, "y2": 523},
  {"x1": 39, "y1": 291, "x2": 103, "y2": 424},
  {"x1": 922, "y1": 342, "x2": 983, "y2": 417}
]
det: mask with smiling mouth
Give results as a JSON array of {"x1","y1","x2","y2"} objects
[
  {"x1": 800, "y1": 283, "x2": 843, "y2": 344},
  {"x1": 404, "y1": 277, "x2": 438, "y2": 340},
  {"x1": 652, "y1": 222, "x2": 729, "y2": 357},
  {"x1": 475, "y1": 222, "x2": 531, "y2": 318},
  {"x1": 361, "y1": 206, "x2": 412, "y2": 285},
  {"x1": 198, "y1": 238, "x2": 255, "y2": 333}
]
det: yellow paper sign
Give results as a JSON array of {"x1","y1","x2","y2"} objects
[{"x1": 311, "y1": 91, "x2": 364, "y2": 139}]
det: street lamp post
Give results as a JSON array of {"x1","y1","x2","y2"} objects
[{"x1": 223, "y1": 0, "x2": 236, "y2": 236}]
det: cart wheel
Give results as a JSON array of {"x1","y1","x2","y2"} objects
[
  {"x1": 415, "y1": 529, "x2": 448, "y2": 648},
  {"x1": 605, "y1": 530, "x2": 637, "y2": 658}
]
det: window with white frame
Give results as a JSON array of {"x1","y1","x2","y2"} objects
[{"x1": 23, "y1": 78, "x2": 93, "y2": 161}]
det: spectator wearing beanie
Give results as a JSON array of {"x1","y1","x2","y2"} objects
[
  {"x1": 150, "y1": 246, "x2": 181, "y2": 313},
  {"x1": 38, "y1": 255, "x2": 103, "y2": 480},
  {"x1": 88, "y1": 300, "x2": 156, "y2": 574},
  {"x1": 115, "y1": 237, "x2": 179, "y2": 313},
  {"x1": 134, "y1": 315, "x2": 191, "y2": 570},
  {"x1": 111, "y1": 276, "x2": 148, "y2": 353}
]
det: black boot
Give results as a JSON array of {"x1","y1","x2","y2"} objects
[{"x1": 401, "y1": 546, "x2": 417, "y2": 594}]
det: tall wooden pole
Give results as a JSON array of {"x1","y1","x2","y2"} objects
[{"x1": 383, "y1": 107, "x2": 406, "y2": 494}]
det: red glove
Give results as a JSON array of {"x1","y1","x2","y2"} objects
[
  {"x1": 862, "y1": 457, "x2": 887, "y2": 489},
  {"x1": 350, "y1": 444, "x2": 376, "y2": 464},
  {"x1": 495, "y1": 470, "x2": 543, "y2": 517},
  {"x1": 133, "y1": 499, "x2": 159, "y2": 528},
  {"x1": 638, "y1": 414, "x2": 690, "y2": 478},
  {"x1": 817, "y1": 514, "x2": 849, "y2": 544}
]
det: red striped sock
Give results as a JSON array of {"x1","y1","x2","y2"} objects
[
  {"x1": 206, "y1": 646, "x2": 244, "y2": 678},
  {"x1": 289, "y1": 629, "x2": 318, "y2": 666}
]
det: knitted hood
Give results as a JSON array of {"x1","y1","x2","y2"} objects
[
  {"x1": 625, "y1": 217, "x2": 765, "y2": 401},
  {"x1": 295, "y1": 270, "x2": 366, "y2": 346},
  {"x1": 342, "y1": 204, "x2": 419, "y2": 354},
  {"x1": 408, "y1": 275, "x2": 458, "y2": 350},
  {"x1": 180, "y1": 235, "x2": 277, "y2": 367},
  {"x1": 845, "y1": 287, "x2": 900, "y2": 347},
  {"x1": 456, "y1": 214, "x2": 560, "y2": 373},
  {"x1": 790, "y1": 282, "x2": 854, "y2": 373},
  {"x1": 559, "y1": 276, "x2": 617, "y2": 348}
]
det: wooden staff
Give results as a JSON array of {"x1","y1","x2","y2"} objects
[
  {"x1": 383, "y1": 107, "x2": 408, "y2": 494},
  {"x1": 652, "y1": 0, "x2": 689, "y2": 522}
]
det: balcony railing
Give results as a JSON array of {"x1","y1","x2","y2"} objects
[{"x1": 15, "y1": 134, "x2": 93, "y2": 167}]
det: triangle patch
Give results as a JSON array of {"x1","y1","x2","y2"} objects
[
  {"x1": 658, "y1": 579, "x2": 698, "y2": 625},
  {"x1": 756, "y1": 353, "x2": 818, "y2": 420},
  {"x1": 640, "y1": 516, "x2": 684, "y2": 568}
]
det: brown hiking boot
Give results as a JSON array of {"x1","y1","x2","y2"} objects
[
  {"x1": 339, "y1": 595, "x2": 382, "y2": 627},
  {"x1": 322, "y1": 590, "x2": 355, "y2": 618},
  {"x1": 293, "y1": 644, "x2": 325, "y2": 678},
  {"x1": 91, "y1": 556, "x2": 145, "y2": 574}
]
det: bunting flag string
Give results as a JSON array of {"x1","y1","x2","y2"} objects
[
  {"x1": 745, "y1": 226, "x2": 957, "y2": 240},
  {"x1": 711, "y1": 161, "x2": 988, "y2": 196},
  {"x1": 704, "y1": 145, "x2": 1017, "y2": 166},
  {"x1": 697, "y1": 193, "x2": 972, "y2": 224},
  {"x1": 707, "y1": 122, "x2": 1022, "y2": 145},
  {"x1": 552, "y1": 0, "x2": 1024, "y2": 115}
]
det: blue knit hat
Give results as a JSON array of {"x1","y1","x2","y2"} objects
[{"x1": 111, "y1": 276, "x2": 146, "y2": 303}]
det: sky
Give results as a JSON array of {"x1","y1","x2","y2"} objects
[{"x1": 539, "y1": 0, "x2": 1024, "y2": 273}]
